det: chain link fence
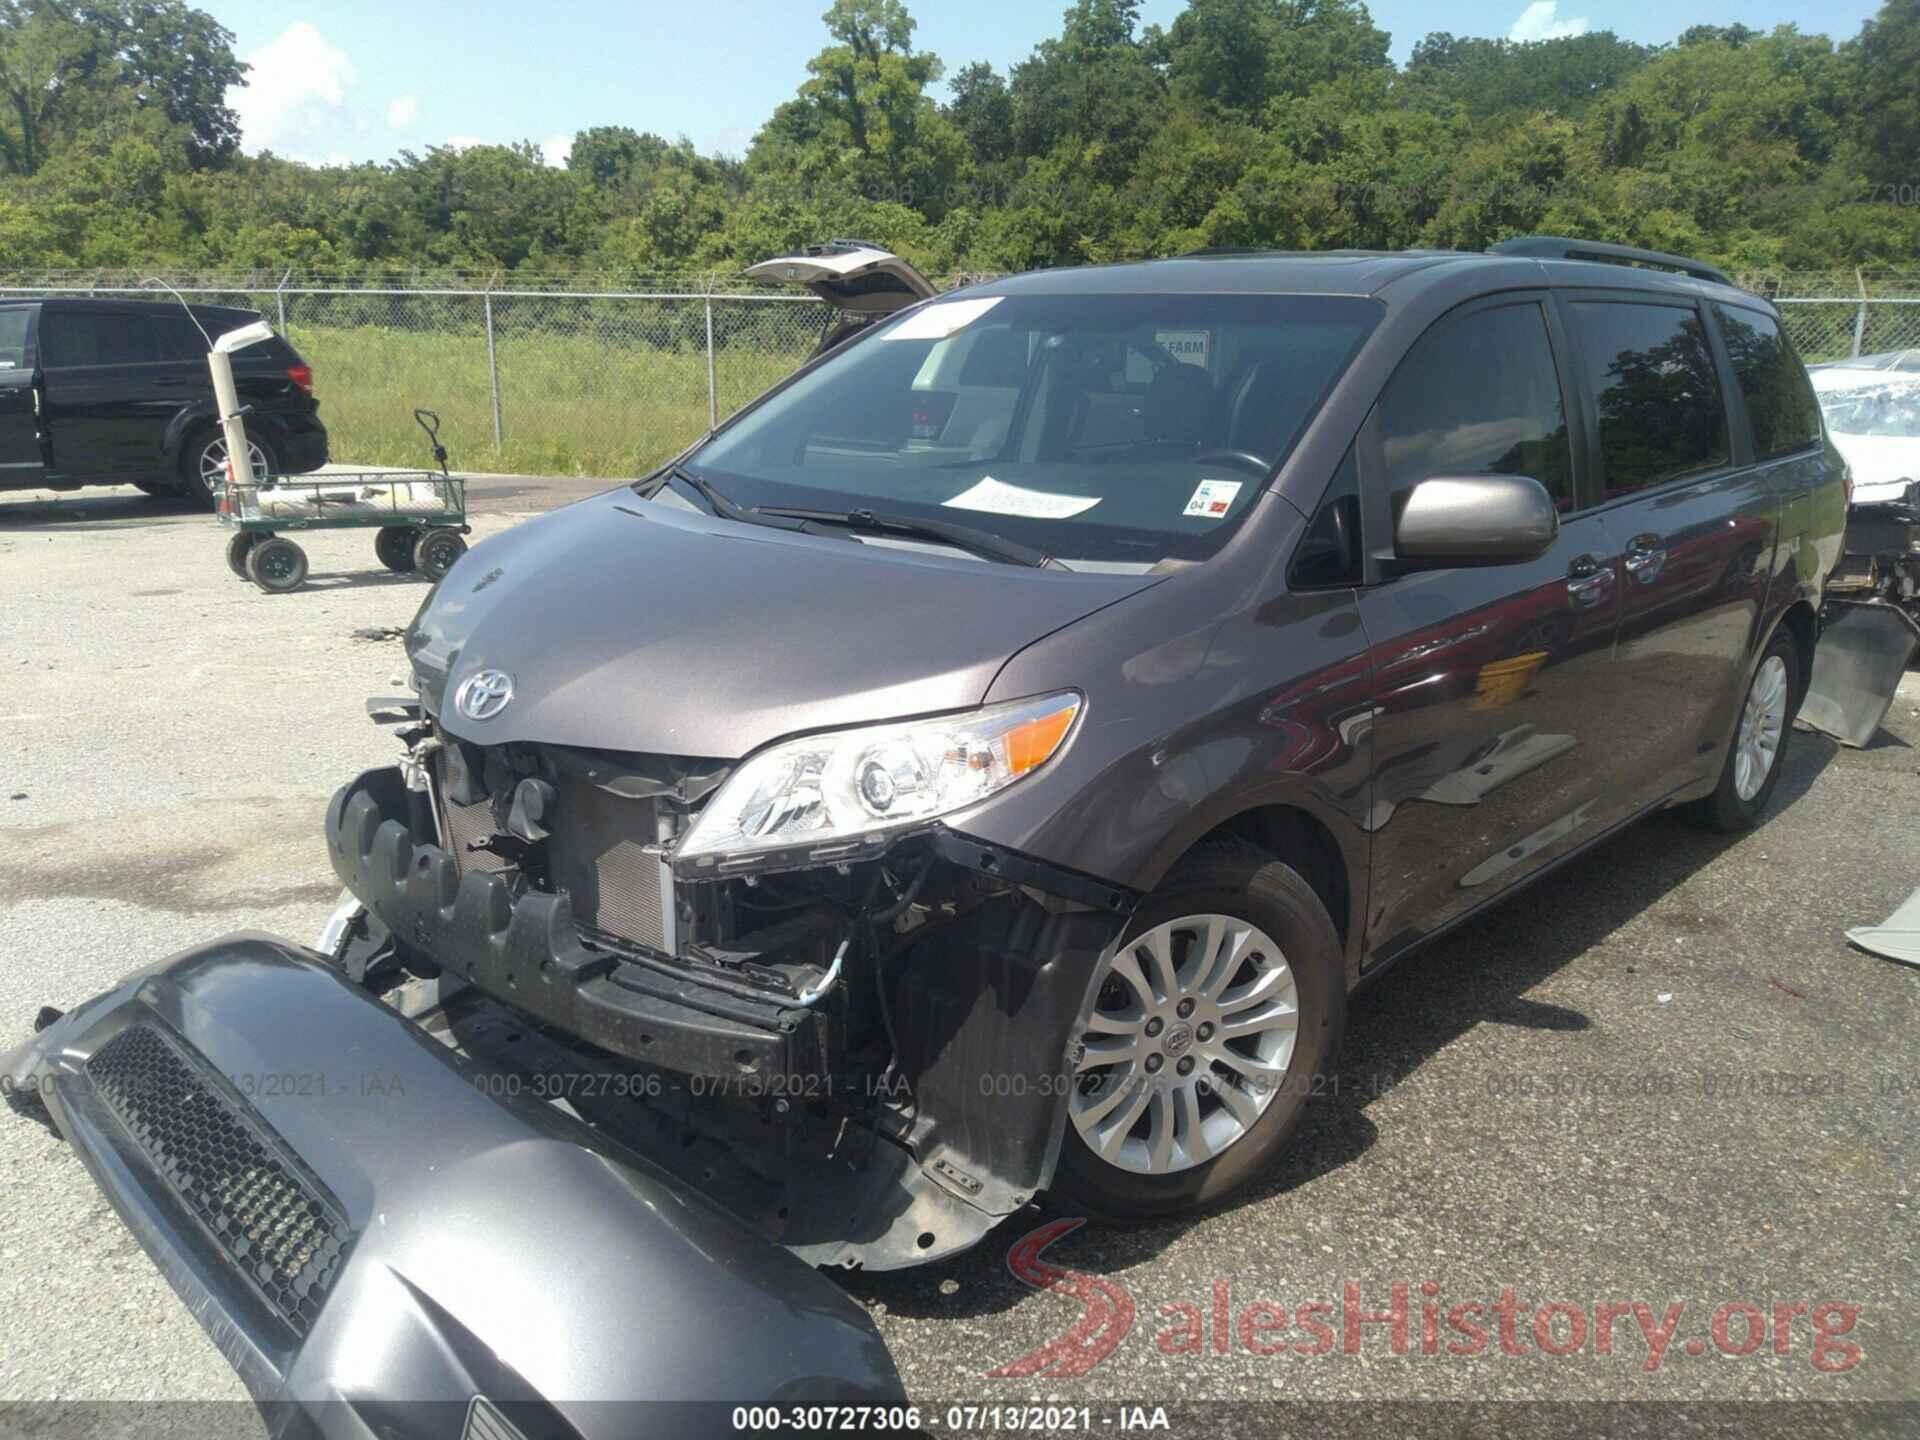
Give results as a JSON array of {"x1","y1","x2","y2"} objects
[
  {"x1": 0, "y1": 269, "x2": 1914, "y2": 478},
  {"x1": 0, "y1": 275, "x2": 833, "y2": 477}
]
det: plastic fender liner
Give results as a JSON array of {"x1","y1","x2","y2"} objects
[
  {"x1": 1, "y1": 936, "x2": 904, "y2": 1428},
  {"x1": 887, "y1": 887, "x2": 1130, "y2": 1215}
]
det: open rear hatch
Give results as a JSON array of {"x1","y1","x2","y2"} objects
[
  {"x1": 745, "y1": 242, "x2": 938, "y2": 358},
  {"x1": 743, "y1": 241, "x2": 936, "y2": 314},
  {"x1": 3, "y1": 936, "x2": 903, "y2": 1434}
]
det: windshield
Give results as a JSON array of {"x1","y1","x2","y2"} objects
[
  {"x1": 681, "y1": 290, "x2": 1380, "y2": 569},
  {"x1": 1814, "y1": 374, "x2": 1920, "y2": 439}
]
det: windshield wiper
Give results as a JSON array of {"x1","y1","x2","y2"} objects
[
  {"x1": 643, "y1": 464, "x2": 835, "y2": 538},
  {"x1": 754, "y1": 506, "x2": 1056, "y2": 569}
]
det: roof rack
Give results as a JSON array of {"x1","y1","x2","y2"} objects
[{"x1": 1488, "y1": 235, "x2": 1734, "y2": 288}]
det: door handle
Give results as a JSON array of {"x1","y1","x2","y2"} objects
[
  {"x1": 1624, "y1": 533, "x2": 1666, "y2": 583},
  {"x1": 1566, "y1": 554, "x2": 1615, "y2": 610}
]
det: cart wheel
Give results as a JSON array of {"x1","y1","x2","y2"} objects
[
  {"x1": 413, "y1": 529, "x2": 467, "y2": 582},
  {"x1": 375, "y1": 526, "x2": 420, "y2": 574},
  {"x1": 246, "y1": 536, "x2": 309, "y2": 593},
  {"x1": 225, "y1": 532, "x2": 258, "y2": 579}
]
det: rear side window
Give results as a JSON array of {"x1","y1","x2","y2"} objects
[
  {"x1": 154, "y1": 314, "x2": 210, "y2": 361},
  {"x1": 1379, "y1": 300, "x2": 1573, "y2": 511},
  {"x1": 1572, "y1": 301, "x2": 1728, "y2": 497},
  {"x1": 41, "y1": 311, "x2": 157, "y2": 367},
  {"x1": 1713, "y1": 305, "x2": 1822, "y2": 460},
  {"x1": 0, "y1": 309, "x2": 29, "y2": 370}
]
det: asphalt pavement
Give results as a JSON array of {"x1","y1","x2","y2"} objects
[{"x1": 0, "y1": 474, "x2": 1914, "y2": 1435}]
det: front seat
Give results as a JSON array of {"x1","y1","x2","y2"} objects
[{"x1": 1134, "y1": 363, "x2": 1218, "y2": 457}]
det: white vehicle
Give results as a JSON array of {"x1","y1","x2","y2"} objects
[
  {"x1": 1810, "y1": 352, "x2": 1920, "y2": 618},
  {"x1": 1811, "y1": 350, "x2": 1920, "y2": 505}
]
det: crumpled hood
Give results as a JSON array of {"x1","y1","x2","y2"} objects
[{"x1": 409, "y1": 488, "x2": 1157, "y2": 757}]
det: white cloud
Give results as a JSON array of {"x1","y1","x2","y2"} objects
[
  {"x1": 227, "y1": 22, "x2": 359, "y2": 162},
  {"x1": 1508, "y1": 1, "x2": 1590, "y2": 42},
  {"x1": 541, "y1": 133, "x2": 574, "y2": 168},
  {"x1": 387, "y1": 94, "x2": 418, "y2": 129}
]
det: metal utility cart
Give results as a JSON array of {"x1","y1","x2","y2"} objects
[{"x1": 217, "y1": 410, "x2": 471, "y2": 593}]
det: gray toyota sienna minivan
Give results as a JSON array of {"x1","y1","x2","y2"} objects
[
  {"x1": 349, "y1": 236, "x2": 1843, "y2": 1239},
  {"x1": 12, "y1": 241, "x2": 1848, "y2": 1371}
]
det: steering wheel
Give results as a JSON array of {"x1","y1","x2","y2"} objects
[{"x1": 1190, "y1": 449, "x2": 1272, "y2": 478}]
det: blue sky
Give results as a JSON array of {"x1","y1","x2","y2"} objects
[{"x1": 215, "y1": 0, "x2": 1883, "y2": 167}]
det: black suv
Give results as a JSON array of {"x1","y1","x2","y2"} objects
[{"x1": 0, "y1": 297, "x2": 327, "y2": 504}]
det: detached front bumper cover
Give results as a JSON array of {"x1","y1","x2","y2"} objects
[{"x1": 2, "y1": 936, "x2": 903, "y2": 1437}]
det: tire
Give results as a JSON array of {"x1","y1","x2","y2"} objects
[
  {"x1": 1052, "y1": 842, "x2": 1346, "y2": 1220},
  {"x1": 225, "y1": 531, "x2": 258, "y2": 578},
  {"x1": 245, "y1": 536, "x2": 308, "y2": 593},
  {"x1": 183, "y1": 428, "x2": 277, "y2": 508},
  {"x1": 1690, "y1": 626, "x2": 1800, "y2": 832},
  {"x1": 375, "y1": 526, "x2": 419, "y2": 573},
  {"x1": 413, "y1": 529, "x2": 467, "y2": 582}
]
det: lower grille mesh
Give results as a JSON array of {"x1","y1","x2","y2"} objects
[{"x1": 86, "y1": 1025, "x2": 351, "y2": 1336}]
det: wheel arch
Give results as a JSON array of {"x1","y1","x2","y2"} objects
[
  {"x1": 1775, "y1": 598, "x2": 1818, "y2": 701},
  {"x1": 1147, "y1": 801, "x2": 1362, "y2": 982}
]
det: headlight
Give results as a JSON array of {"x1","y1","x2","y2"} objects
[{"x1": 677, "y1": 692, "x2": 1081, "y2": 864}]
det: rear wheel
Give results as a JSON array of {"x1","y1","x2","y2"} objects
[
  {"x1": 225, "y1": 531, "x2": 257, "y2": 578},
  {"x1": 1053, "y1": 844, "x2": 1345, "y2": 1220},
  {"x1": 1691, "y1": 627, "x2": 1799, "y2": 831},
  {"x1": 184, "y1": 429, "x2": 276, "y2": 508},
  {"x1": 245, "y1": 536, "x2": 308, "y2": 593}
]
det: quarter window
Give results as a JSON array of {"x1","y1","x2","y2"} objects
[
  {"x1": 1713, "y1": 305, "x2": 1822, "y2": 460},
  {"x1": 1379, "y1": 301, "x2": 1573, "y2": 513},
  {"x1": 1571, "y1": 302, "x2": 1728, "y2": 497}
]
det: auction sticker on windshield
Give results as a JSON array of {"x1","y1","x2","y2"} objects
[
  {"x1": 883, "y1": 295, "x2": 1004, "y2": 342},
  {"x1": 945, "y1": 475, "x2": 1101, "y2": 520},
  {"x1": 1183, "y1": 478, "x2": 1243, "y2": 518}
]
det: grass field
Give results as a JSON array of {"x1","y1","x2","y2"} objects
[{"x1": 291, "y1": 323, "x2": 813, "y2": 477}]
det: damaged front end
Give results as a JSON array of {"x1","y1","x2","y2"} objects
[
  {"x1": 325, "y1": 705, "x2": 1135, "y2": 1271},
  {"x1": 3, "y1": 936, "x2": 906, "y2": 1433},
  {"x1": 1801, "y1": 480, "x2": 1920, "y2": 748}
]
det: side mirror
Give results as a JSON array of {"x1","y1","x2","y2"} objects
[{"x1": 1394, "y1": 474, "x2": 1559, "y2": 566}]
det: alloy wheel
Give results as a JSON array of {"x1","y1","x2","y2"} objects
[
  {"x1": 1069, "y1": 913, "x2": 1299, "y2": 1175},
  {"x1": 1733, "y1": 654, "x2": 1788, "y2": 801},
  {"x1": 200, "y1": 436, "x2": 270, "y2": 494}
]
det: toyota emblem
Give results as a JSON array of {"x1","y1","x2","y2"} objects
[{"x1": 455, "y1": 668, "x2": 514, "y2": 722}]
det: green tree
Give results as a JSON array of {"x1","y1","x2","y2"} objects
[{"x1": 1846, "y1": 0, "x2": 1920, "y2": 186}]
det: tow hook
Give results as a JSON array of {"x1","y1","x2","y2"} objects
[{"x1": 32, "y1": 1006, "x2": 63, "y2": 1034}]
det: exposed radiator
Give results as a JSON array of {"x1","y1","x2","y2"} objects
[{"x1": 430, "y1": 750, "x2": 675, "y2": 955}]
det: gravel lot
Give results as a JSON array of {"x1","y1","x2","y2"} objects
[{"x1": 1, "y1": 477, "x2": 1915, "y2": 1431}]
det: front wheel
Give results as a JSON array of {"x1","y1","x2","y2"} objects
[
  {"x1": 245, "y1": 536, "x2": 308, "y2": 593},
  {"x1": 1690, "y1": 627, "x2": 1800, "y2": 831},
  {"x1": 185, "y1": 429, "x2": 276, "y2": 508},
  {"x1": 413, "y1": 529, "x2": 467, "y2": 581},
  {"x1": 1052, "y1": 844, "x2": 1346, "y2": 1220},
  {"x1": 375, "y1": 526, "x2": 419, "y2": 573}
]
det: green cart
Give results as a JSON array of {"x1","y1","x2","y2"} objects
[{"x1": 216, "y1": 409, "x2": 471, "y2": 593}]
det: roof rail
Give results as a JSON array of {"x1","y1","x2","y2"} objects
[{"x1": 1488, "y1": 235, "x2": 1734, "y2": 288}]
